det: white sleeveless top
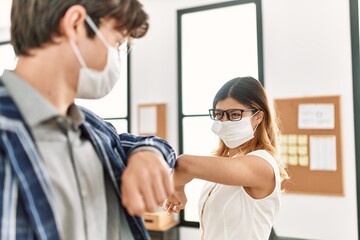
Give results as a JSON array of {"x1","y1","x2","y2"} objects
[{"x1": 198, "y1": 150, "x2": 281, "y2": 240}]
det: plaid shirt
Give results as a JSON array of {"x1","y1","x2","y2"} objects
[{"x1": 0, "y1": 81, "x2": 177, "y2": 240}]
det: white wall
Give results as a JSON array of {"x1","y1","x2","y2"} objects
[
  {"x1": 132, "y1": 0, "x2": 358, "y2": 239},
  {"x1": 263, "y1": 1, "x2": 357, "y2": 240},
  {"x1": 130, "y1": 0, "x2": 226, "y2": 149}
]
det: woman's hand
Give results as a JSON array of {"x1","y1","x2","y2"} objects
[
  {"x1": 163, "y1": 154, "x2": 194, "y2": 215},
  {"x1": 163, "y1": 186, "x2": 187, "y2": 215}
]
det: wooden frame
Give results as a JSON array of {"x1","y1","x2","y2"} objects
[
  {"x1": 275, "y1": 96, "x2": 343, "y2": 196},
  {"x1": 138, "y1": 103, "x2": 167, "y2": 140}
]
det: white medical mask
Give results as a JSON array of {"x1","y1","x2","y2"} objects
[
  {"x1": 211, "y1": 112, "x2": 259, "y2": 149},
  {"x1": 70, "y1": 15, "x2": 121, "y2": 99}
]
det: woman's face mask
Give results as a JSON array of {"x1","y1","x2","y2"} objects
[
  {"x1": 211, "y1": 111, "x2": 259, "y2": 149},
  {"x1": 70, "y1": 15, "x2": 121, "y2": 99}
]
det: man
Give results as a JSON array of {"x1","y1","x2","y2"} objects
[{"x1": 0, "y1": 0, "x2": 176, "y2": 239}]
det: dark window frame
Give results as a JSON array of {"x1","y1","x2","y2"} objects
[
  {"x1": 0, "y1": 41, "x2": 10, "y2": 45},
  {"x1": 177, "y1": 0, "x2": 264, "y2": 227},
  {"x1": 0, "y1": 41, "x2": 131, "y2": 132},
  {"x1": 349, "y1": 0, "x2": 360, "y2": 239}
]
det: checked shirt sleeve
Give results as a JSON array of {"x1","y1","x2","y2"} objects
[{"x1": 119, "y1": 133, "x2": 177, "y2": 169}]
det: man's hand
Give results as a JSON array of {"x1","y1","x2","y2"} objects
[{"x1": 121, "y1": 150, "x2": 174, "y2": 216}]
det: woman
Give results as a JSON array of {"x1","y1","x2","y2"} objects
[{"x1": 165, "y1": 77, "x2": 288, "y2": 240}]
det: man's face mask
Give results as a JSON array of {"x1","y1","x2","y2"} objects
[{"x1": 70, "y1": 15, "x2": 121, "y2": 99}]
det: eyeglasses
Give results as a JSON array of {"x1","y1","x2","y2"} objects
[
  {"x1": 118, "y1": 39, "x2": 133, "y2": 55},
  {"x1": 87, "y1": 16, "x2": 133, "y2": 56},
  {"x1": 209, "y1": 108, "x2": 258, "y2": 121}
]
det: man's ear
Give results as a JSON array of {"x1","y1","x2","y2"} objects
[{"x1": 58, "y1": 5, "x2": 87, "y2": 42}]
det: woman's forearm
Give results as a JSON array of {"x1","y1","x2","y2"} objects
[{"x1": 173, "y1": 154, "x2": 194, "y2": 187}]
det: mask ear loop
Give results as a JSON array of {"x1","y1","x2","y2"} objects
[
  {"x1": 251, "y1": 109, "x2": 260, "y2": 118},
  {"x1": 85, "y1": 15, "x2": 111, "y2": 48},
  {"x1": 235, "y1": 110, "x2": 261, "y2": 155},
  {"x1": 69, "y1": 40, "x2": 88, "y2": 68},
  {"x1": 251, "y1": 110, "x2": 261, "y2": 131},
  {"x1": 70, "y1": 16, "x2": 109, "y2": 69}
]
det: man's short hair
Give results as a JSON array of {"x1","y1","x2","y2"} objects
[{"x1": 11, "y1": 0, "x2": 149, "y2": 55}]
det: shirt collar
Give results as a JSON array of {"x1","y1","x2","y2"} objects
[
  {"x1": 1, "y1": 70, "x2": 84, "y2": 128},
  {"x1": 67, "y1": 103, "x2": 85, "y2": 129}
]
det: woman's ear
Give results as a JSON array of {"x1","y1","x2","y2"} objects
[
  {"x1": 256, "y1": 110, "x2": 264, "y2": 124},
  {"x1": 58, "y1": 5, "x2": 87, "y2": 43}
]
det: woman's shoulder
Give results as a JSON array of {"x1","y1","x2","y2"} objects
[
  {"x1": 246, "y1": 149, "x2": 275, "y2": 161},
  {"x1": 247, "y1": 150, "x2": 281, "y2": 183}
]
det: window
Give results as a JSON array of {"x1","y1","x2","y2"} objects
[
  {"x1": 0, "y1": 42, "x2": 16, "y2": 73},
  {"x1": 75, "y1": 52, "x2": 131, "y2": 133},
  {"x1": 177, "y1": 0, "x2": 263, "y2": 226},
  {"x1": 0, "y1": 45, "x2": 130, "y2": 134},
  {"x1": 0, "y1": 0, "x2": 130, "y2": 133},
  {"x1": 0, "y1": 0, "x2": 14, "y2": 73}
]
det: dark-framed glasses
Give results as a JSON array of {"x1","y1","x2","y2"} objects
[{"x1": 208, "y1": 108, "x2": 258, "y2": 121}]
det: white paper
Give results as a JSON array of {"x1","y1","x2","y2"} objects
[
  {"x1": 139, "y1": 106, "x2": 157, "y2": 134},
  {"x1": 309, "y1": 135, "x2": 337, "y2": 171},
  {"x1": 298, "y1": 104, "x2": 335, "y2": 129}
]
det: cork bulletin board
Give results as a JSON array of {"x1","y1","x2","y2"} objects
[{"x1": 274, "y1": 96, "x2": 343, "y2": 196}]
